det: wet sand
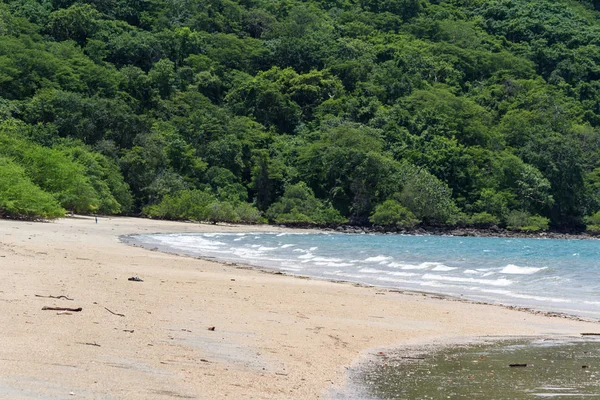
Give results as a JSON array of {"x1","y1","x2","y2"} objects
[{"x1": 0, "y1": 216, "x2": 598, "y2": 399}]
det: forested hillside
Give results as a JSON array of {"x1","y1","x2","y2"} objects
[{"x1": 2, "y1": 0, "x2": 600, "y2": 231}]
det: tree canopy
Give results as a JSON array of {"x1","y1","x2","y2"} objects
[{"x1": 1, "y1": 0, "x2": 600, "y2": 230}]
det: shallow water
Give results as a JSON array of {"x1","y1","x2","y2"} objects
[
  {"x1": 128, "y1": 232, "x2": 600, "y2": 319},
  {"x1": 338, "y1": 338, "x2": 600, "y2": 400}
]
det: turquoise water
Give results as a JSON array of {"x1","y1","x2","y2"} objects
[{"x1": 131, "y1": 232, "x2": 600, "y2": 319}]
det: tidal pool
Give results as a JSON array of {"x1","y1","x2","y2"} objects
[{"x1": 339, "y1": 337, "x2": 600, "y2": 399}]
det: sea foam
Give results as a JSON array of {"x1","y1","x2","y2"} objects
[{"x1": 500, "y1": 264, "x2": 546, "y2": 275}]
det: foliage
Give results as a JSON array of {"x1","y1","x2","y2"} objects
[
  {"x1": 0, "y1": 156, "x2": 65, "y2": 219},
  {"x1": 266, "y1": 182, "x2": 347, "y2": 224},
  {"x1": 468, "y1": 212, "x2": 500, "y2": 228},
  {"x1": 369, "y1": 199, "x2": 419, "y2": 228},
  {"x1": 2, "y1": 0, "x2": 600, "y2": 228},
  {"x1": 584, "y1": 211, "x2": 600, "y2": 233},
  {"x1": 506, "y1": 211, "x2": 550, "y2": 232},
  {"x1": 143, "y1": 188, "x2": 264, "y2": 223},
  {"x1": 395, "y1": 163, "x2": 461, "y2": 225}
]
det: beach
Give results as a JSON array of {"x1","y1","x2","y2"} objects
[{"x1": 0, "y1": 216, "x2": 598, "y2": 399}]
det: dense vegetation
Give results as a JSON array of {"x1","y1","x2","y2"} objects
[{"x1": 2, "y1": 0, "x2": 600, "y2": 231}]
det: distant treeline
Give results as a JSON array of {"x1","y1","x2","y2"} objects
[{"x1": 2, "y1": 0, "x2": 600, "y2": 232}]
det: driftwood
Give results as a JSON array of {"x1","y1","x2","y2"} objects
[
  {"x1": 509, "y1": 363, "x2": 528, "y2": 367},
  {"x1": 42, "y1": 306, "x2": 82, "y2": 312},
  {"x1": 581, "y1": 333, "x2": 600, "y2": 336},
  {"x1": 77, "y1": 342, "x2": 100, "y2": 347},
  {"x1": 35, "y1": 294, "x2": 74, "y2": 301},
  {"x1": 104, "y1": 307, "x2": 125, "y2": 317}
]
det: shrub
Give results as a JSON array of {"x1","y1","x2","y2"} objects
[
  {"x1": 396, "y1": 163, "x2": 460, "y2": 225},
  {"x1": 267, "y1": 182, "x2": 347, "y2": 224},
  {"x1": 145, "y1": 189, "x2": 266, "y2": 224},
  {"x1": 468, "y1": 212, "x2": 499, "y2": 228},
  {"x1": 506, "y1": 210, "x2": 549, "y2": 232},
  {"x1": 369, "y1": 200, "x2": 420, "y2": 228},
  {"x1": 235, "y1": 203, "x2": 266, "y2": 224},
  {"x1": 584, "y1": 212, "x2": 600, "y2": 233},
  {"x1": 144, "y1": 189, "x2": 216, "y2": 221},
  {"x1": 0, "y1": 157, "x2": 65, "y2": 219},
  {"x1": 207, "y1": 202, "x2": 240, "y2": 223}
]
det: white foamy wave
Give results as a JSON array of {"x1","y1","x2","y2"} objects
[
  {"x1": 375, "y1": 277, "x2": 412, "y2": 284},
  {"x1": 257, "y1": 246, "x2": 277, "y2": 251},
  {"x1": 420, "y1": 281, "x2": 450, "y2": 288},
  {"x1": 363, "y1": 256, "x2": 393, "y2": 263},
  {"x1": 478, "y1": 289, "x2": 571, "y2": 303},
  {"x1": 230, "y1": 248, "x2": 265, "y2": 258},
  {"x1": 421, "y1": 262, "x2": 447, "y2": 269},
  {"x1": 201, "y1": 233, "x2": 222, "y2": 238},
  {"x1": 281, "y1": 244, "x2": 295, "y2": 248},
  {"x1": 500, "y1": 264, "x2": 546, "y2": 275},
  {"x1": 314, "y1": 262, "x2": 354, "y2": 267},
  {"x1": 464, "y1": 269, "x2": 480, "y2": 275},
  {"x1": 431, "y1": 265, "x2": 457, "y2": 272},
  {"x1": 280, "y1": 266, "x2": 303, "y2": 272},
  {"x1": 359, "y1": 267, "x2": 386, "y2": 274},
  {"x1": 388, "y1": 271, "x2": 418, "y2": 277},
  {"x1": 310, "y1": 247, "x2": 318, "y2": 251},
  {"x1": 297, "y1": 253, "x2": 314, "y2": 259},
  {"x1": 358, "y1": 267, "x2": 416, "y2": 277},
  {"x1": 160, "y1": 236, "x2": 225, "y2": 251},
  {"x1": 312, "y1": 257, "x2": 343, "y2": 262},
  {"x1": 422, "y1": 274, "x2": 513, "y2": 287},
  {"x1": 388, "y1": 262, "x2": 429, "y2": 270}
]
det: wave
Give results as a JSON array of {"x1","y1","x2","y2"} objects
[
  {"x1": 363, "y1": 256, "x2": 393, "y2": 262},
  {"x1": 421, "y1": 273, "x2": 513, "y2": 287},
  {"x1": 431, "y1": 265, "x2": 457, "y2": 272},
  {"x1": 500, "y1": 264, "x2": 546, "y2": 275},
  {"x1": 478, "y1": 289, "x2": 572, "y2": 303},
  {"x1": 359, "y1": 267, "x2": 417, "y2": 277}
]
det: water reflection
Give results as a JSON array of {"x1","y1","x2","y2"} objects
[{"x1": 342, "y1": 338, "x2": 600, "y2": 399}]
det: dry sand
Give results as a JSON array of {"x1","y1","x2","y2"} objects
[{"x1": 0, "y1": 216, "x2": 597, "y2": 399}]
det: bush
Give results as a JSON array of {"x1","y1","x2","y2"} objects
[
  {"x1": 144, "y1": 189, "x2": 216, "y2": 221},
  {"x1": 235, "y1": 203, "x2": 266, "y2": 224},
  {"x1": 266, "y1": 182, "x2": 347, "y2": 224},
  {"x1": 369, "y1": 200, "x2": 420, "y2": 228},
  {"x1": 0, "y1": 125, "x2": 101, "y2": 213},
  {"x1": 0, "y1": 157, "x2": 65, "y2": 219},
  {"x1": 207, "y1": 202, "x2": 240, "y2": 223},
  {"x1": 145, "y1": 189, "x2": 266, "y2": 224},
  {"x1": 396, "y1": 163, "x2": 460, "y2": 225},
  {"x1": 584, "y1": 212, "x2": 600, "y2": 233},
  {"x1": 506, "y1": 210, "x2": 549, "y2": 232},
  {"x1": 468, "y1": 212, "x2": 499, "y2": 228}
]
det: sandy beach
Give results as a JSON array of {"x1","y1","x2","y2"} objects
[{"x1": 0, "y1": 216, "x2": 598, "y2": 399}]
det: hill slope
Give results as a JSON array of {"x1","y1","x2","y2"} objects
[{"x1": 1, "y1": 0, "x2": 600, "y2": 230}]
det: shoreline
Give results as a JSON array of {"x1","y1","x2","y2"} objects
[
  {"x1": 1, "y1": 216, "x2": 599, "y2": 399},
  {"x1": 123, "y1": 230, "x2": 600, "y2": 324}
]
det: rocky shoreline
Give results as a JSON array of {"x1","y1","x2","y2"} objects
[{"x1": 303, "y1": 224, "x2": 599, "y2": 240}]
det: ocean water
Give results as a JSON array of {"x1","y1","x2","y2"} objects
[{"x1": 130, "y1": 232, "x2": 600, "y2": 319}]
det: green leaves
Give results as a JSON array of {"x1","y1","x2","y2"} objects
[
  {"x1": 0, "y1": 156, "x2": 65, "y2": 219},
  {"x1": 266, "y1": 182, "x2": 346, "y2": 224},
  {"x1": 2, "y1": 0, "x2": 600, "y2": 230}
]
